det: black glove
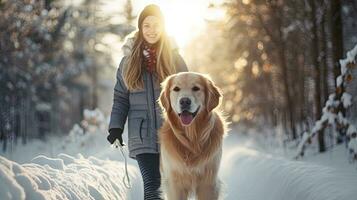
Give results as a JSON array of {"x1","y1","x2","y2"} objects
[{"x1": 107, "y1": 128, "x2": 124, "y2": 146}]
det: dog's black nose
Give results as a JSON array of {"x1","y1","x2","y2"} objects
[{"x1": 180, "y1": 97, "x2": 191, "y2": 109}]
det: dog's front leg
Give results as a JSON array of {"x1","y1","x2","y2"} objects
[
  {"x1": 165, "y1": 178, "x2": 188, "y2": 200},
  {"x1": 196, "y1": 181, "x2": 220, "y2": 200}
]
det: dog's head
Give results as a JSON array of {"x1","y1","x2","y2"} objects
[{"x1": 159, "y1": 72, "x2": 222, "y2": 126}]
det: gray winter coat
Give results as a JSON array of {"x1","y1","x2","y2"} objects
[{"x1": 108, "y1": 44, "x2": 188, "y2": 159}]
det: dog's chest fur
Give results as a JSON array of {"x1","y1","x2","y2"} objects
[{"x1": 159, "y1": 112, "x2": 224, "y2": 172}]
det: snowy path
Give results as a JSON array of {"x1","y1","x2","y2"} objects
[
  {"x1": 1, "y1": 131, "x2": 357, "y2": 200},
  {"x1": 220, "y1": 133, "x2": 357, "y2": 200}
]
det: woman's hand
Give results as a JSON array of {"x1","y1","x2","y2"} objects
[{"x1": 107, "y1": 128, "x2": 125, "y2": 146}]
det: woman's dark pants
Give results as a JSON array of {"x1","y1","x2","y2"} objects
[{"x1": 136, "y1": 153, "x2": 163, "y2": 200}]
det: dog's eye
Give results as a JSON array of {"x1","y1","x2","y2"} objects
[
  {"x1": 173, "y1": 86, "x2": 180, "y2": 92},
  {"x1": 192, "y1": 86, "x2": 200, "y2": 91}
]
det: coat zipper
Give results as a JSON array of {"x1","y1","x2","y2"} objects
[
  {"x1": 149, "y1": 72, "x2": 157, "y2": 130},
  {"x1": 148, "y1": 72, "x2": 159, "y2": 151}
]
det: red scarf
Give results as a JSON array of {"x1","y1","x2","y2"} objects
[{"x1": 142, "y1": 43, "x2": 157, "y2": 73}]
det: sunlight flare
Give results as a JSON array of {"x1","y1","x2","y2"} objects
[{"x1": 134, "y1": 0, "x2": 226, "y2": 48}]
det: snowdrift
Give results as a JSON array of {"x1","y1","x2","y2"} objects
[{"x1": 0, "y1": 154, "x2": 142, "y2": 200}]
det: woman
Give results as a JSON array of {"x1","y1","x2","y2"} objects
[{"x1": 107, "y1": 4, "x2": 188, "y2": 200}]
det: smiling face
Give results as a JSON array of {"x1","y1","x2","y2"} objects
[
  {"x1": 142, "y1": 16, "x2": 163, "y2": 44},
  {"x1": 159, "y1": 72, "x2": 222, "y2": 127}
]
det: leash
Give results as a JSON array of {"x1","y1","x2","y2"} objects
[{"x1": 113, "y1": 139, "x2": 132, "y2": 189}]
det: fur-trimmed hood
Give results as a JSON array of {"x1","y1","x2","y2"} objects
[{"x1": 122, "y1": 35, "x2": 179, "y2": 56}]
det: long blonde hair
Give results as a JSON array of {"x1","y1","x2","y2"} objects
[{"x1": 123, "y1": 31, "x2": 177, "y2": 91}]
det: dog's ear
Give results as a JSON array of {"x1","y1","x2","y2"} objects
[
  {"x1": 158, "y1": 76, "x2": 172, "y2": 112},
  {"x1": 205, "y1": 75, "x2": 222, "y2": 113}
]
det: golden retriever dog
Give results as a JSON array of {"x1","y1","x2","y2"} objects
[{"x1": 158, "y1": 72, "x2": 228, "y2": 200}]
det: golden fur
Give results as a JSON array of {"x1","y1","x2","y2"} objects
[{"x1": 158, "y1": 72, "x2": 228, "y2": 200}]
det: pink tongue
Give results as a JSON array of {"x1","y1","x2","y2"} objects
[{"x1": 180, "y1": 112, "x2": 193, "y2": 125}]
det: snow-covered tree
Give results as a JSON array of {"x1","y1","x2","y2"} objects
[
  {"x1": 0, "y1": 0, "x2": 134, "y2": 151},
  {"x1": 296, "y1": 44, "x2": 357, "y2": 159}
]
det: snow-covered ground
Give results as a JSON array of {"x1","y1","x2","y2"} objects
[
  {"x1": 0, "y1": 154, "x2": 141, "y2": 200},
  {"x1": 221, "y1": 133, "x2": 357, "y2": 200},
  {"x1": 1, "y1": 124, "x2": 357, "y2": 200}
]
